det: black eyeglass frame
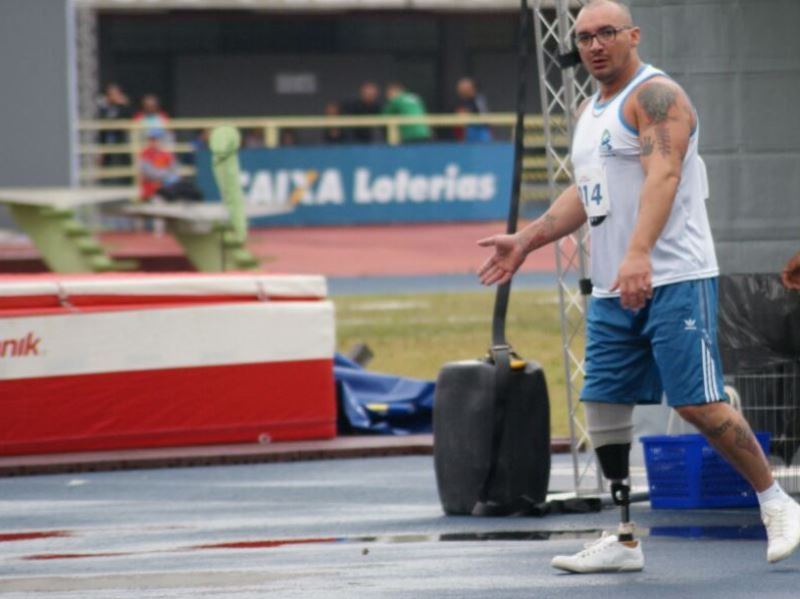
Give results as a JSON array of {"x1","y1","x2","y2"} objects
[{"x1": 575, "y1": 25, "x2": 634, "y2": 48}]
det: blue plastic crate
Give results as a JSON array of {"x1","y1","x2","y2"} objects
[{"x1": 640, "y1": 432, "x2": 771, "y2": 509}]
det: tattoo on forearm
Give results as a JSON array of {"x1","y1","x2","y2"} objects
[
  {"x1": 706, "y1": 418, "x2": 733, "y2": 438},
  {"x1": 734, "y1": 424, "x2": 762, "y2": 458},
  {"x1": 530, "y1": 214, "x2": 557, "y2": 249},
  {"x1": 541, "y1": 214, "x2": 557, "y2": 240},
  {"x1": 655, "y1": 126, "x2": 671, "y2": 157},
  {"x1": 638, "y1": 83, "x2": 677, "y2": 125},
  {"x1": 641, "y1": 136, "x2": 654, "y2": 157}
]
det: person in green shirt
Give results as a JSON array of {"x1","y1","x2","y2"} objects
[{"x1": 383, "y1": 82, "x2": 432, "y2": 143}]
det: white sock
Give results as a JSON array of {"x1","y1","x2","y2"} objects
[{"x1": 757, "y1": 481, "x2": 790, "y2": 506}]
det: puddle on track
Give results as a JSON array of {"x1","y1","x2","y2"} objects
[
  {"x1": 0, "y1": 530, "x2": 71, "y2": 543},
  {"x1": 12, "y1": 525, "x2": 766, "y2": 561}
]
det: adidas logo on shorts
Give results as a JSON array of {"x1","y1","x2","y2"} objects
[{"x1": 683, "y1": 318, "x2": 697, "y2": 331}]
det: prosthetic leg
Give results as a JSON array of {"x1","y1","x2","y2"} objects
[
  {"x1": 550, "y1": 402, "x2": 644, "y2": 572},
  {"x1": 595, "y1": 443, "x2": 634, "y2": 542},
  {"x1": 586, "y1": 403, "x2": 636, "y2": 542}
]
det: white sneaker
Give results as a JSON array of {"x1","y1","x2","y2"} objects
[
  {"x1": 762, "y1": 497, "x2": 800, "y2": 563},
  {"x1": 551, "y1": 531, "x2": 644, "y2": 573}
]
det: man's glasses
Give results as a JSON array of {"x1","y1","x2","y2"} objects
[{"x1": 575, "y1": 26, "x2": 633, "y2": 49}]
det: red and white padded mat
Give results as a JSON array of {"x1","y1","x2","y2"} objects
[{"x1": 0, "y1": 273, "x2": 336, "y2": 455}]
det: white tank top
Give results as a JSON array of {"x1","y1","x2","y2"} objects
[{"x1": 571, "y1": 63, "x2": 719, "y2": 298}]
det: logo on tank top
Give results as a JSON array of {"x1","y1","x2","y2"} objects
[{"x1": 599, "y1": 129, "x2": 615, "y2": 157}]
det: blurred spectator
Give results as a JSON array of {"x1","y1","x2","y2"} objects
[
  {"x1": 97, "y1": 83, "x2": 131, "y2": 145},
  {"x1": 323, "y1": 102, "x2": 346, "y2": 144},
  {"x1": 280, "y1": 128, "x2": 298, "y2": 147},
  {"x1": 342, "y1": 82, "x2": 383, "y2": 143},
  {"x1": 96, "y1": 83, "x2": 132, "y2": 180},
  {"x1": 383, "y1": 82, "x2": 432, "y2": 143},
  {"x1": 134, "y1": 94, "x2": 171, "y2": 142},
  {"x1": 243, "y1": 128, "x2": 265, "y2": 149},
  {"x1": 454, "y1": 77, "x2": 492, "y2": 143},
  {"x1": 191, "y1": 128, "x2": 211, "y2": 155},
  {"x1": 139, "y1": 130, "x2": 202, "y2": 202}
]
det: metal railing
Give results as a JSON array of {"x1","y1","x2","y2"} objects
[{"x1": 77, "y1": 113, "x2": 568, "y2": 198}]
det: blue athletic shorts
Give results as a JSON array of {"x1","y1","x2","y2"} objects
[{"x1": 580, "y1": 277, "x2": 727, "y2": 407}]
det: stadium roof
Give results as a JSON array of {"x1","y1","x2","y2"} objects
[{"x1": 76, "y1": 0, "x2": 573, "y2": 11}]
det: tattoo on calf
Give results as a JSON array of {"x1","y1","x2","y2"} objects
[
  {"x1": 638, "y1": 83, "x2": 677, "y2": 125},
  {"x1": 702, "y1": 418, "x2": 762, "y2": 458},
  {"x1": 734, "y1": 424, "x2": 762, "y2": 458},
  {"x1": 641, "y1": 136, "x2": 654, "y2": 156},
  {"x1": 706, "y1": 418, "x2": 733, "y2": 438}
]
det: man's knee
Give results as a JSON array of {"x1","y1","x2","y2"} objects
[
  {"x1": 675, "y1": 402, "x2": 728, "y2": 429},
  {"x1": 675, "y1": 404, "x2": 705, "y2": 426}
]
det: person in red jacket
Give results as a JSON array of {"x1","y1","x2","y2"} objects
[
  {"x1": 133, "y1": 94, "x2": 170, "y2": 140},
  {"x1": 138, "y1": 131, "x2": 202, "y2": 202},
  {"x1": 138, "y1": 131, "x2": 179, "y2": 201}
]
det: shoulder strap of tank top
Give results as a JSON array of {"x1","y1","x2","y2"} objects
[
  {"x1": 616, "y1": 65, "x2": 672, "y2": 135},
  {"x1": 591, "y1": 63, "x2": 653, "y2": 114}
]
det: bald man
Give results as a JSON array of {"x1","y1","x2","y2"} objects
[{"x1": 478, "y1": 0, "x2": 800, "y2": 573}]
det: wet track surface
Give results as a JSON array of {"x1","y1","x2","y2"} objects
[{"x1": 1, "y1": 455, "x2": 798, "y2": 598}]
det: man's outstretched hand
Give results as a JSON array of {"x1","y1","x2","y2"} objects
[
  {"x1": 782, "y1": 251, "x2": 800, "y2": 290},
  {"x1": 477, "y1": 233, "x2": 527, "y2": 286}
]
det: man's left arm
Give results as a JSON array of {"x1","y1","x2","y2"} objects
[{"x1": 614, "y1": 79, "x2": 695, "y2": 310}]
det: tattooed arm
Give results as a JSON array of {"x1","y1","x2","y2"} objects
[
  {"x1": 520, "y1": 185, "x2": 587, "y2": 250},
  {"x1": 477, "y1": 98, "x2": 591, "y2": 286},
  {"x1": 478, "y1": 185, "x2": 586, "y2": 286},
  {"x1": 514, "y1": 95, "x2": 594, "y2": 252},
  {"x1": 612, "y1": 78, "x2": 695, "y2": 309}
]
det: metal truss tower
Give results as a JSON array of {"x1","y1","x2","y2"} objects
[
  {"x1": 75, "y1": 4, "x2": 99, "y2": 120},
  {"x1": 531, "y1": 0, "x2": 601, "y2": 493},
  {"x1": 75, "y1": 3, "x2": 99, "y2": 184}
]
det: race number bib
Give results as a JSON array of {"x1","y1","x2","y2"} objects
[{"x1": 575, "y1": 167, "x2": 610, "y2": 220}]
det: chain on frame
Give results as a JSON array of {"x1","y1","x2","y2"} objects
[{"x1": 531, "y1": 0, "x2": 600, "y2": 493}]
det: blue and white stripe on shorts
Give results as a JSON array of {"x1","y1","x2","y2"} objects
[{"x1": 580, "y1": 277, "x2": 728, "y2": 407}]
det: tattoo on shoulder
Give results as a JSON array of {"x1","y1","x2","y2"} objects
[{"x1": 637, "y1": 82, "x2": 677, "y2": 125}]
